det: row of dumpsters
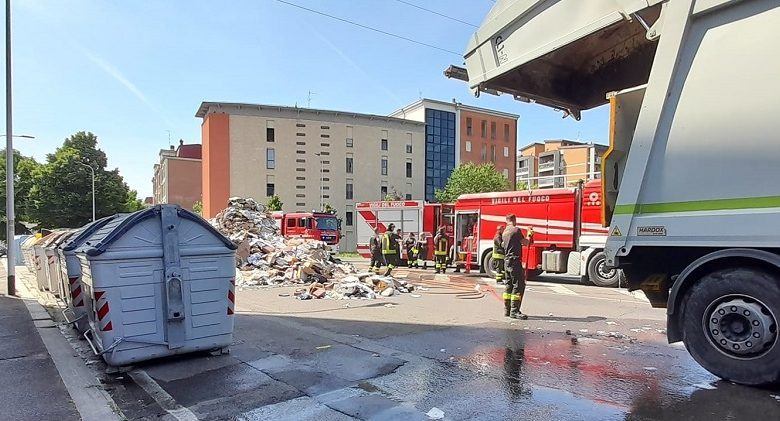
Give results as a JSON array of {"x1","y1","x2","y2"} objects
[{"x1": 18, "y1": 205, "x2": 238, "y2": 366}]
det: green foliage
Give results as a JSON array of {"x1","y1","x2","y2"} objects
[
  {"x1": 383, "y1": 187, "x2": 401, "y2": 202},
  {"x1": 323, "y1": 203, "x2": 336, "y2": 214},
  {"x1": 266, "y1": 194, "x2": 283, "y2": 211},
  {"x1": 28, "y1": 132, "x2": 140, "y2": 228},
  {"x1": 192, "y1": 200, "x2": 203, "y2": 215},
  {"x1": 0, "y1": 149, "x2": 41, "y2": 224},
  {"x1": 516, "y1": 180, "x2": 538, "y2": 190},
  {"x1": 434, "y1": 163, "x2": 510, "y2": 203}
]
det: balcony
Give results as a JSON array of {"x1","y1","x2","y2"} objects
[
  {"x1": 538, "y1": 161, "x2": 556, "y2": 171},
  {"x1": 538, "y1": 177, "x2": 555, "y2": 187}
]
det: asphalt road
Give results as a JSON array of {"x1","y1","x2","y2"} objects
[{"x1": 64, "y1": 263, "x2": 780, "y2": 420}]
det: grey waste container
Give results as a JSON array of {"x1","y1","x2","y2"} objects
[
  {"x1": 59, "y1": 215, "x2": 121, "y2": 334},
  {"x1": 77, "y1": 205, "x2": 237, "y2": 366},
  {"x1": 13, "y1": 235, "x2": 31, "y2": 266},
  {"x1": 45, "y1": 230, "x2": 74, "y2": 298},
  {"x1": 33, "y1": 233, "x2": 60, "y2": 291}
]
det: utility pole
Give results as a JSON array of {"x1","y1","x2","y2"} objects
[
  {"x1": 76, "y1": 161, "x2": 96, "y2": 222},
  {"x1": 5, "y1": 0, "x2": 14, "y2": 295},
  {"x1": 307, "y1": 91, "x2": 316, "y2": 108}
]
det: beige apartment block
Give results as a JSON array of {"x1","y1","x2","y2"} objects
[
  {"x1": 152, "y1": 141, "x2": 202, "y2": 210},
  {"x1": 197, "y1": 102, "x2": 426, "y2": 251},
  {"x1": 517, "y1": 139, "x2": 606, "y2": 189}
]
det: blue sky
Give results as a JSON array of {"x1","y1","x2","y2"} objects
[{"x1": 3, "y1": 0, "x2": 608, "y2": 198}]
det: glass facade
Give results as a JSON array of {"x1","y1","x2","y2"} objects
[{"x1": 424, "y1": 109, "x2": 456, "y2": 201}]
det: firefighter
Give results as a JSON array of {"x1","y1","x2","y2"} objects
[
  {"x1": 502, "y1": 214, "x2": 528, "y2": 319},
  {"x1": 404, "y1": 232, "x2": 417, "y2": 268},
  {"x1": 433, "y1": 226, "x2": 449, "y2": 274},
  {"x1": 416, "y1": 232, "x2": 428, "y2": 269},
  {"x1": 382, "y1": 223, "x2": 401, "y2": 276},
  {"x1": 369, "y1": 228, "x2": 383, "y2": 273},
  {"x1": 493, "y1": 225, "x2": 506, "y2": 284}
]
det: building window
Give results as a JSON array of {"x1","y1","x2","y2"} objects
[
  {"x1": 296, "y1": 150, "x2": 305, "y2": 154},
  {"x1": 321, "y1": 151, "x2": 330, "y2": 156},
  {"x1": 491, "y1": 145, "x2": 496, "y2": 162},
  {"x1": 346, "y1": 183, "x2": 353, "y2": 200},
  {"x1": 296, "y1": 202, "x2": 306, "y2": 207},
  {"x1": 296, "y1": 133, "x2": 306, "y2": 137},
  {"x1": 296, "y1": 168, "x2": 306, "y2": 172},
  {"x1": 266, "y1": 148, "x2": 275, "y2": 169},
  {"x1": 490, "y1": 122, "x2": 497, "y2": 139},
  {"x1": 405, "y1": 193, "x2": 412, "y2": 200},
  {"x1": 296, "y1": 141, "x2": 306, "y2": 146},
  {"x1": 381, "y1": 186, "x2": 388, "y2": 198},
  {"x1": 480, "y1": 144, "x2": 486, "y2": 161},
  {"x1": 296, "y1": 123, "x2": 306, "y2": 128},
  {"x1": 466, "y1": 117, "x2": 472, "y2": 136},
  {"x1": 381, "y1": 139, "x2": 388, "y2": 151},
  {"x1": 266, "y1": 120, "x2": 275, "y2": 142},
  {"x1": 323, "y1": 194, "x2": 330, "y2": 199},
  {"x1": 321, "y1": 125, "x2": 330, "y2": 129},
  {"x1": 266, "y1": 183, "x2": 274, "y2": 197},
  {"x1": 346, "y1": 138, "x2": 353, "y2": 147},
  {"x1": 346, "y1": 211, "x2": 353, "y2": 226},
  {"x1": 346, "y1": 156, "x2": 353, "y2": 173},
  {"x1": 481, "y1": 120, "x2": 487, "y2": 138},
  {"x1": 296, "y1": 176, "x2": 306, "y2": 180},
  {"x1": 504, "y1": 146, "x2": 509, "y2": 157},
  {"x1": 346, "y1": 126, "x2": 353, "y2": 147},
  {"x1": 296, "y1": 185, "x2": 305, "y2": 189},
  {"x1": 381, "y1": 158, "x2": 388, "y2": 176},
  {"x1": 321, "y1": 134, "x2": 330, "y2": 138},
  {"x1": 504, "y1": 124, "x2": 510, "y2": 142},
  {"x1": 296, "y1": 194, "x2": 305, "y2": 198},
  {"x1": 322, "y1": 177, "x2": 330, "y2": 181},
  {"x1": 320, "y1": 143, "x2": 330, "y2": 147},
  {"x1": 406, "y1": 161, "x2": 412, "y2": 178},
  {"x1": 296, "y1": 158, "x2": 305, "y2": 163},
  {"x1": 406, "y1": 144, "x2": 412, "y2": 153},
  {"x1": 503, "y1": 168, "x2": 509, "y2": 178},
  {"x1": 322, "y1": 160, "x2": 330, "y2": 164},
  {"x1": 465, "y1": 140, "x2": 471, "y2": 152}
]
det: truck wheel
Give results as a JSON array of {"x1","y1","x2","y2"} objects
[
  {"x1": 587, "y1": 251, "x2": 623, "y2": 287},
  {"x1": 681, "y1": 268, "x2": 780, "y2": 386},
  {"x1": 483, "y1": 252, "x2": 496, "y2": 278}
]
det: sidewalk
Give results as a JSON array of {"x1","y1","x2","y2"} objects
[{"x1": 0, "y1": 266, "x2": 80, "y2": 420}]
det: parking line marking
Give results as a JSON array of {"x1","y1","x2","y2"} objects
[
  {"x1": 129, "y1": 370, "x2": 199, "y2": 421},
  {"x1": 550, "y1": 285, "x2": 578, "y2": 296}
]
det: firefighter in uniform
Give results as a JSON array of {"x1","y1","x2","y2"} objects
[
  {"x1": 382, "y1": 223, "x2": 400, "y2": 276},
  {"x1": 369, "y1": 228, "x2": 384, "y2": 273},
  {"x1": 416, "y1": 233, "x2": 428, "y2": 269},
  {"x1": 502, "y1": 214, "x2": 528, "y2": 319},
  {"x1": 433, "y1": 226, "x2": 449, "y2": 274},
  {"x1": 493, "y1": 225, "x2": 506, "y2": 284},
  {"x1": 404, "y1": 232, "x2": 417, "y2": 267}
]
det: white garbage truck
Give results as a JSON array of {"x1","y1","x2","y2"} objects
[{"x1": 455, "y1": 0, "x2": 780, "y2": 386}]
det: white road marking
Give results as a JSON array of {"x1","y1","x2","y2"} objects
[
  {"x1": 549, "y1": 285, "x2": 578, "y2": 296},
  {"x1": 129, "y1": 370, "x2": 199, "y2": 421},
  {"x1": 617, "y1": 289, "x2": 650, "y2": 303},
  {"x1": 482, "y1": 277, "x2": 578, "y2": 296}
]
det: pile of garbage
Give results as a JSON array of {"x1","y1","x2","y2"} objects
[{"x1": 211, "y1": 197, "x2": 415, "y2": 300}]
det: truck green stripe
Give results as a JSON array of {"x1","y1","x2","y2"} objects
[{"x1": 614, "y1": 196, "x2": 780, "y2": 215}]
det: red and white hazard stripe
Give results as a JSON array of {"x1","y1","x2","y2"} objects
[
  {"x1": 227, "y1": 278, "x2": 235, "y2": 315},
  {"x1": 48, "y1": 255, "x2": 56, "y2": 265},
  {"x1": 93, "y1": 290, "x2": 112, "y2": 332},
  {"x1": 69, "y1": 276, "x2": 84, "y2": 307}
]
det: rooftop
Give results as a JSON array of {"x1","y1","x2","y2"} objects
[
  {"x1": 389, "y1": 98, "x2": 520, "y2": 120},
  {"x1": 196, "y1": 102, "x2": 425, "y2": 126}
]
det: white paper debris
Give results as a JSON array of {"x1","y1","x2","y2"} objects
[{"x1": 426, "y1": 407, "x2": 445, "y2": 419}]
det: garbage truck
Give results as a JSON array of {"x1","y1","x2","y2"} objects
[{"x1": 455, "y1": 0, "x2": 780, "y2": 386}]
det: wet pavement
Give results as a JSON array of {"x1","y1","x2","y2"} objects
[{"x1": 49, "y1": 264, "x2": 780, "y2": 420}]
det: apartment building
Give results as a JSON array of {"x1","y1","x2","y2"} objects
[
  {"x1": 197, "y1": 102, "x2": 425, "y2": 251},
  {"x1": 152, "y1": 140, "x2": 202, "y2": 210},
  {"x1": 517, "y1": 140, "x2": 607, "y2": 189},
  {"x1": 390, "y1": 99, "x2": 519, "y2": 200}
]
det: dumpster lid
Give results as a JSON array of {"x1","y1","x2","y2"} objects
[
  {"x1": 50, "y1": 230, "x2": 76, "y2": 248},
  {"x1": 76, "y1": 205, "x2": 236, "y2": 256},
  {"x1": 61, "y1": 214, "x2": 123, "y2": 252},
  {"x1": 40, "y1": 231, "x2": 68, "y2": 247}
]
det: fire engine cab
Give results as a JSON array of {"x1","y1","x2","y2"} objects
[
  {"x1": 272, "y1": 211, "x2": 341, "y2": 251},
  {"x1": 454, "y1": 180, "x2": 623, "y2": 287},
  {"x1": 355, "y1": 200, "x2": 453, "y2": 261}
]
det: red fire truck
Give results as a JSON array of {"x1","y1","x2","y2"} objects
[
  {"x1": 272, "y1": 211, "x2": 341, "y2": 251},
  {"x1": 454, "y1": 180, "x2": 623, "y2": 287},
  {"x1": 355, "y1": 201, "x2": 454, "y2": 261}
]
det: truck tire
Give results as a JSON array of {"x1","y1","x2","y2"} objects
[
  {"x1": 586, "y1": 251, "x2": 623, "y2": 287},
  {"x1": 681, "y1": 268, "x2": 780, "y2": 386},
  {"x1": 483, "y1": 252, "x2": 496, "y2": 278}
]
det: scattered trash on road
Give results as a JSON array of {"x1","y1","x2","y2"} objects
[
  {"x1": 426, "y1": 407, "x2": 445, "y2": 419},
  {"x1": 315, "y1": 345, "x2": 332, "y2": 350}
]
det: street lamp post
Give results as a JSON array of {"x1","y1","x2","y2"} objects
[
  {"x1": 2, "y1": 133, "x2": 35, "y2": 297},
  {"x1": 76, "y1": 161, "x2": 96, "y2": 222},
  {"x1": 314, "y1": 152, "x2": 324, "y2": 211}
]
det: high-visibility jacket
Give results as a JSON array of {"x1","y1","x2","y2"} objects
[
  {"x1": 382, "y1": 232, "x2": 399, "y2": 255},
  {"x1": 492, "y1": 234, "x2": 505, "y2": 259},
  {"x1": 433, "y1": 233, "x2": 449, "y2": 256}
]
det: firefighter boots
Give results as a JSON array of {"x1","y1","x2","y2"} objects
[{"x1": 509, "y1": 296, "x2": 528, "y2": 320}]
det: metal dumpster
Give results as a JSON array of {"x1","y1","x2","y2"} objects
[
  {"x1": 76, "y1": 205, "x2": 237, "y2": 366},
  {"x1": 33, "y1": 233, "x2": 57, "y2": 290},
  {"x1": 59, "y1": 216, "x2": 121, "y2": 334},
  {"x1": 45, "y1": 230, "x2": 75, "y2": 298},
  {"x1": 21, "y1": 236, "x2": 38, "y2": 272}
]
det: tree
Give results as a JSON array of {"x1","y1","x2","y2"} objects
[
  {"x1": 434, "y1": 163, "x2": 510, "y2": 203},
  {"x1": 0, "y1": 149, "x2": 41, "y2": 240},
  {"x1": 192, "y1": 200, "x2": 203, "y2": 215},
  {"x1": 323, "y1": 203, "x2": 336, "y2": 214},
  {"x1": 383, "y1": 187, "x2": 401, "y2": 202},
  {"x1": 28, "y1": 132, "x2": 140, "y2": 228},
  {"x1": 517, "y1": 180, "x2": 538, "y2": 190},
  {"x1": 125, "y1": 190, "x2": 144, "y2": 212},
  {"x1": 266, "y1": 194, "x2": 283, "y2": 211}
]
